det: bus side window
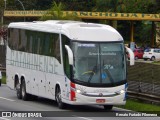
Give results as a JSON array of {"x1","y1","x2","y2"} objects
[
  {"x1": 54, "y1": 34, "x2": 61, "y2": 63},
  {"x1": 39, "y1": 32, "x2": 44, "y2": 55},
  {"x1": 26, "y1": 30, "x2": 30, "y2": 52},
  {"x1": 12, "y1": 29, "x2": 19, "y2": 50},
  {"x1": 19, "y1": 29, "x2": 27, "y2": 51},
  {"x1": 29, "y1": 33, "x2": 33, "y2": 53},
  {"x1": 49, "y1": 34, "x2": 54, "y2": 56}
]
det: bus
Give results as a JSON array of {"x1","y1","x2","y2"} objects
[{"x1": 6, "y1": 20, "x2": 134, "y2": 110}]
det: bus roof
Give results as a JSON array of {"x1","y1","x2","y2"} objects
[{"x1": 8, "y1": 20, "x2": 123, "y2": 42}]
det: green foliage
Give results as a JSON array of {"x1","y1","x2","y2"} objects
[
  {"x1": 94, "y1": 0, "x2": 126, "y2": 12},
  {"x1": 2, "y1": 75, "x2": 6, "y2": 84},
  {"x1": 125, "y1": 0, "x2": 157, "y2": 13},
  {"x1": 40, "y1": 1, "x2": 80, "y2": 21},
  {"x1": 119, "y1": 99, "x2": 160, "y2": 114}
]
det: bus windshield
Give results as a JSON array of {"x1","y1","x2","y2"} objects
[{"x1": 71, "y1": 42, "x2": 126, "y2": 87}]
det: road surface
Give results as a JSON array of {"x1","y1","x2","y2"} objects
[{"x1": 0, "y1": 84, "x2": 159, "y2": 120}]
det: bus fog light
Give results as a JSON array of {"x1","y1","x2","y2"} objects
[
  {"x1": 119, "y1": 90, "x2": 125, "y2": 94},
  {"x1": 76, "y1": 89, "x2": 81, "y2": 94}
]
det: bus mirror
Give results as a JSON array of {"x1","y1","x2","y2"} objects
[
  {"x1": 125, "y1": 46, "x2": 135, "y2": 66},
  {"x1": 65, "y1": 45, "x2": 73, "y2": 65}
]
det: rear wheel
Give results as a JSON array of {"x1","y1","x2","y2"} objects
[
  {"x1": 144, "y1": 58, "x2": 147, "y2": 61},
  {"x1": 16, "y1": 82, "x2": 22, "y2": 99},
  {"x1": 103, "y1": 105, "x2": 113, "y2": 110},
  {"x1": 150, "y1": 56, "x2": 155, "y2": 61},
  {"x1": 55, "y1": 86, "x2": 66, "y2": 109},
  {"x1": 21, "y1": 80, "x2": 29, "y2": 101}
]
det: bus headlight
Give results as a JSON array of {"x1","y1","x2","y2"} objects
[{"x1": 119, "y1": 90, "x2": 125, "y2": 94}]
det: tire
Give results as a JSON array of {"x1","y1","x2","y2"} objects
[
  {"x1": 55, "y1": 87, "x2": 66, "y2": 109},
  {"x1": 16, "y1": 83, "x2": 22, "y2": 99},
  {"x1": 144, "y1": 58, "x2": 147, "y2": 61},
  {"x1": 0, "y1": 79, "x2": 1, "y2": 86},
  {"x1": 150, "y1": 56, "x2": 155, "y2": 61},
  {"x1": 135, "y1": 56, "x2": 138, "y2": 60},
  {"x1": 103, "y1": 105, "x2": 113, "y2": 110},
  {"x1": 21, "y1": 80, "x2": 29, "y2": 101}
]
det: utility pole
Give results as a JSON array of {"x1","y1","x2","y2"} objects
[{"x1": 15, "y1": 0, "x2": 26, "y2": 21}]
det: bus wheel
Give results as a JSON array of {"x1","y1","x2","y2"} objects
[
  {"x1": 56, "y1": 87, "x2": 66, "y2": 109},
  {"x1": 103, "y1": 105, "x2": 113, "y2": 110},
  {"x1": 16, "y1": 83, "x2": 22, "y2": 99},
  {"x1": 21, "y1": 80, "x2": 29, "y2": 101}
]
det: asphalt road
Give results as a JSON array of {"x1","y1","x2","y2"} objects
[{"x1": 0, "y1": 84, "x2": 159, "y2": 120}]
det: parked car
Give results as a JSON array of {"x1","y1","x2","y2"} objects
[
  {"x1": 143, "y1": 48, "x2": 160, "y2": 61},
  {"x1": 127, "y1": 48, "x2": 144, "y2": 60}
]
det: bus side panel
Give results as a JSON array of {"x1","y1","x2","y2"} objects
[{"x1": 6, "y1": 47, "x2": 15, "y2": 89}]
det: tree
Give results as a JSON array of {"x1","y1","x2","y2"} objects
[
  {"x1": 125, "y1": 0, "x2": 156, "y2": 13},
  {"x1": 0, "y1": 0, "x2": 5, "y2": 26},
  {"x1": 40, "y1": 1, "x2": 80, "y2": 21},
  {"x1": 94, "y1": 0, "x2": 126, "y2": 28}
]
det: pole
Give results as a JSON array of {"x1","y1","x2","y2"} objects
[
  {"x1": 16, "y1": 0, "x2": 26, "y2": 21},
  {"x1": 2, "y1": 0, "x2": 7, "y2": 26},
  {"x1": 4, "y1": 0, "x2": 6, "y2": 9},
  {"x1": 130, "y1": 21, "x2": 134, "y2": 42},
  {"x1": 151, "y1": 21, "x2": 155, "y2": 47}
]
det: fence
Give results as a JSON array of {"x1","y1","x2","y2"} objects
[{"x1": 127, "y1": 62, "x2": 160, "y2": 103}]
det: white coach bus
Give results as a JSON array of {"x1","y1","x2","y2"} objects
[{"x1": 6, "y1": 20, "x2": 134, "y2": 110}]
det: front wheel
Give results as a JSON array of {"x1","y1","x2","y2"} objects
[
  {"x1": 135, "y1": 56, "x2": 138, "y2": 60},
  {"x1": 103, "y1": 105, "x2": 113, "y2": 110},
  {"x1": 56, "y1": 87, "x2": 66, "y2": 109},
  {"x1": 150, "y1": 56, "x2": 155, "y2": 61}
]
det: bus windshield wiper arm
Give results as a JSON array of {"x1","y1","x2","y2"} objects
[{"x1": 87, "y1": 65, "x2": 97, "y2": 83}]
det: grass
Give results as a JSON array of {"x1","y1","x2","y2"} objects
[
  {"x1": 118, "y1": 99, "x2": 160, "y2": 115},
  {"x1": 1, "y1": 75, "x2": 6, "y2": 84},
  {"x1": 152, "y1": 61, "x2": 160, "y2": 65}
]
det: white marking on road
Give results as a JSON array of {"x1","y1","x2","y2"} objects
[
  {"x1": 0, "y1": 117, "x2": 10, "y2": 120},
  {"x1": 72, "y1": 115, "x2": 93, "y2": 120},
  {"x1": 0, "y1": 97, "x2": 15, "y2": 102}
]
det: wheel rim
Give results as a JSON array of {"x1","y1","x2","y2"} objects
[
  {"x1": 151, "y1": 57, "x2": 155, "y2": 61},
  {"x1": 56, "y1": 89, "x2": 62, "y2": 105},
  {"x1": 135, "y1": 57, "x2": 138, "y2": 60},
  {"x1": 22, "y1": 84, "x2": 25, "y2": 97}
]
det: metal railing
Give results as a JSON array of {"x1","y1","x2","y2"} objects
[{"x1": 127, "y1": 62, "x2": 160, "y2": 104}]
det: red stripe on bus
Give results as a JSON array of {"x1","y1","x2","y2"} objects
[{"x1": 70, "y1": 82, "x2": 76, "y2": 101}]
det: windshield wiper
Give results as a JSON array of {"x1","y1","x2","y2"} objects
[{"x1": 87, "y1": 65, "x2": 97, "y2": 83}]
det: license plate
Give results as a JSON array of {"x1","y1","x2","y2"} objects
[{"x1": 96, "y1": 99, "x2": 105, "y2": 103}]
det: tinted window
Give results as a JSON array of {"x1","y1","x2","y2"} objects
[
  {"x1": 144, "y1": 49, "x2": 151, "y2": 52},
  {"x1": 7, "y1": 28, "x2": 61, "y2": 63}
]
